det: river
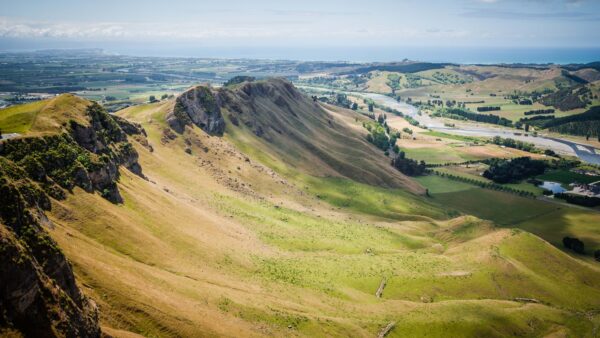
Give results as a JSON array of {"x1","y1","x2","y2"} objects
[{"x1": 357, "y1": 92, "x2": 600, "y2": 165}]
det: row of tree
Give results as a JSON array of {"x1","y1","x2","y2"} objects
[
  {"x1": 490, "y1": 136, "x2": 536, "y2": 153},
  {"x1": 544, "y1": 106, "x2": 600, "y2": 139},
  {"x1": 433, "y1": 171, "x2": 536, "y2": 198},
  {"x1": 555, "y1": 193, "x2": 600, "y2": 207},
  {"x1": 476, "y1": 106, "x2": 501, "y2": 112},
  {"x1": 524, "y1": 109, "x2": 555, "y2": 115},
  {"x1": 433, "y1": 108, "x2": 513, "y2": 127}
]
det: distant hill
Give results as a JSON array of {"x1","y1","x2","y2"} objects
[
  {"x1": 342, "y1": 62, "x2": 451, "y2": 75},
  {"x1": 563, "y1": 61, "x2": 600, "y2": 72},
  {"x1": 539, "y1": 84, "x2": 593, "y2": 111},
  {"x1": 543, "y1": 105, "x2": 600, "y2": 137}
]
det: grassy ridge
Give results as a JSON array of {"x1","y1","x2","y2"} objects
[{"x1": 0, "y1": 94, "x2": 91, "y2": 135}]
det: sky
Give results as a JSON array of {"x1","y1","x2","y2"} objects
[{"x1": 0, "y1": 0, "x2": 599, "y2": 62}]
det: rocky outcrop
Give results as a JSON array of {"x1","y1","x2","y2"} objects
[
  {"x1": 112, "y1": 115, "x2": 147, "y2": 137},
  {"x1": 0, "y1": 102, "x2": 144, "y2": 203},
  {"x1": 0, "y1": 100, "x2": 148, "y2": 336},
  {"x1": 166, "y1": 85, "x2": 225, "y2": 135},
  {"x1": 0, "y1": 158, "x2": 100, "y2": 337}
]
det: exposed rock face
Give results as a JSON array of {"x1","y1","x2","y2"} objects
[
  {"x1": 0, "y1": 100, "x2": 148, "y2": 336},
  {"x1": 0, "y1": 102, "x2": 144, "y2": 204},
  {"x1": 167, "y1": 85, "x2": 225, "y2": 135},
  {"x1": 215, "y1": 78, "x2": 316, "y2": 142},
  {"x1": 0, "y1": 158, "x2": 100, "y2": 337},
  {"x1": 112, "y1": 115, "x2": 147, "y2": 137}
]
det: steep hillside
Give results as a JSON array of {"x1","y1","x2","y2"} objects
[
  {"x1": 215, "y1": 78, "x2": 422, "y2": 192},
  {"x1": 0, "y1": 95, "x2": 146, "y2": 336},
  {"x1": 1, "y1": 80, "x2": 600, "y2": 337}
]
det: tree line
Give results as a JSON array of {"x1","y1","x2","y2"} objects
[
  {"x1": 433, "y1": 108, "x2": 513, "y2": 127},
  {"x1": 524, "y1": 109, "x2": 555, "y2": 115},
  {"x1": 476, "y1": 106, "x2": 501, "y2": 112},
  {"x1": 432, "y1": 170, "x2": 536, "y2": 198}
]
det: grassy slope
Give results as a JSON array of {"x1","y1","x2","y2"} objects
[
  {"x1": 416, "y1": 175, "x2": 600, "y2": 253},
  {"x1": 7, "y1": 91, "x2": 592, "y2": 337},
  {"x1": 0, "y1": 94, "x2": 91, "y2": 135},
  {"x1": 0, "y1": 99, "x2": 46, "y2": 133},
  {"x1": 219, "y1": 79, "x2": 423, "y2": 192}
]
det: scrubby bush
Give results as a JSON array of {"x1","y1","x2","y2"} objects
[{"x1": 563, "y1": 236, "x2": 585, "y2": 254}]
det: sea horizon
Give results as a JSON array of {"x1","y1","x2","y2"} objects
[{"x1": 1, "y1": 39, "x2": 599, "y2": 65}]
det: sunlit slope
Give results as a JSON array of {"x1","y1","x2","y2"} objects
[
  {"x1": 8, "y1": 83, "x2": 587, "y2": 337},
  {"x1": 217, "y1": 78, "x2": 423, "y2": 193},
  {"x1": 0, "y1": 94, "x2": 91, "y2": 134}
]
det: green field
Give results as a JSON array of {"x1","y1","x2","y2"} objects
[
  {"x1": 421, "y1": 131, "x2": 483, "y2": 143},
  {"x1": 301, "y1": 176, "x2": 447, "y2": 221},
  {"x1": 435, "y1": 166, "x2": 545, "y2": 196},
  {"x1": 402, "y1": 146, "x2": 483, "y2": 164},
  {"x1": 415, "y1": 175, "x2": 600, "y2": 253}
]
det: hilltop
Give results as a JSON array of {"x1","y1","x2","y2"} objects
[
  {"x1": 1, "y1": 78, "x2": 600, "y2": 337},
  {"x1": 0, "y1": 94, "x2": 92, "y2": 135}
]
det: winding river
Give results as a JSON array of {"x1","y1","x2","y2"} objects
[{"x1": 358, "y1": 93, "x2": 600, "y2": 165}]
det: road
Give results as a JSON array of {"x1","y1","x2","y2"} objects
[{"x1": 358, "y1": 92, "x2": 600, "y2": 165}]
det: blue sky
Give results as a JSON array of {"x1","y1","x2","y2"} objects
[{"x1": 0, "y1": 0, "x2": 599, "y2": 60}]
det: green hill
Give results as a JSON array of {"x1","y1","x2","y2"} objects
[
  {"x1": 0, "y1": 94, "x2": 92, "y2": 135},
  {"x1": 1, "y1": 79, "x2": 600, "y2": 337}
]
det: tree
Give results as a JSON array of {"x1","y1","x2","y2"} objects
[
  {"x1": 0, "y1": 128, "x2": 2, "y2": 139},
  {"x1": 161, "y1": 94, "x2": 169, "y2": 100},
  {"x1": 563, "y1": 236, "x2": 585, "y2": 254},
  {"x1": 391, "y1": 152, "x2": 427, "y2": 176},
  {"x1": 368, "y1": 103, "x2": 374, "y2": 112},
  {"x1": 149, "y1": 95, "x2": 157, "y2": 103},
  {"x1": 351, "y1": 102, "x2": 358, "y2": 110},
  {"x1": 483, "y1": 157, "x2": 547, "y2": 184},
  {"x1": 595, "y1": 250, "x2": 600, "y2": 262}
]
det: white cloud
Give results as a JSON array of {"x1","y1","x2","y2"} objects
[{"x1": 0, "y1": 17, "x2": 471, "y2": 42}]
